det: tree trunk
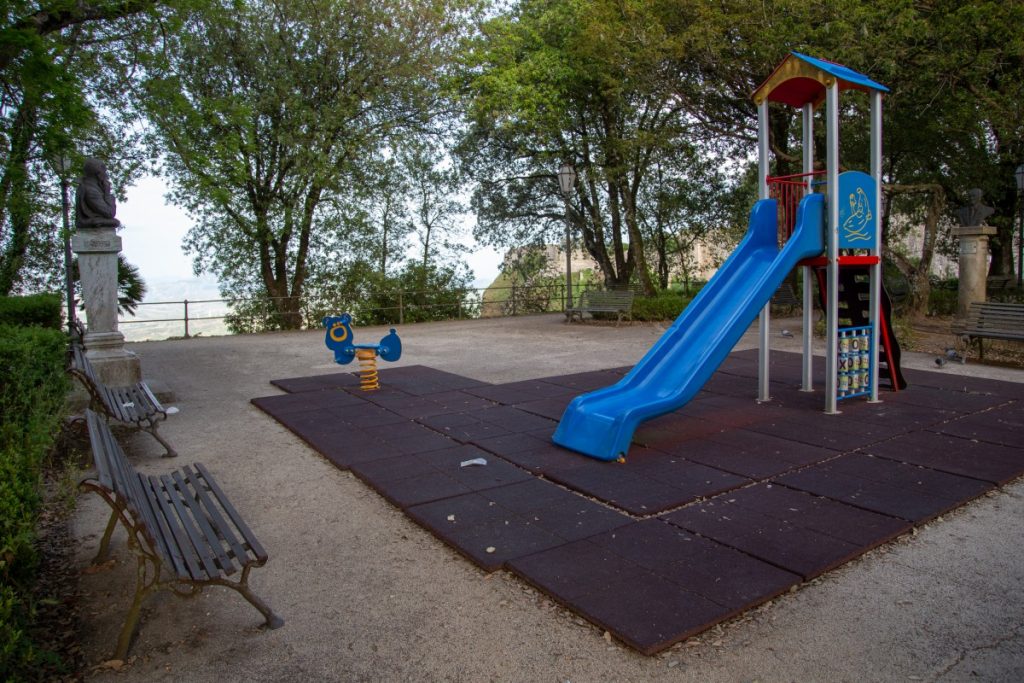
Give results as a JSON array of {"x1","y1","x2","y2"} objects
[
  {"x1": 884, "y1": 183, "x2": 944, "y2": 314},
  {"x1": 0, "y1": 102, "x2": 37, "y2": 295},
  {"x1": 619, "y1": 179, "x2": 656, "y2": 295}
]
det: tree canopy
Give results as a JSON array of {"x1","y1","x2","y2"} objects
[
  {"x1": 142, "y1": 0, "x2": 474, "y2": 328},
  {"x1": 5, "y1": 0, "x2": 1024, "y2": 318},
  {"x1": 0, "y1": 0, "x2": 179, "y2": 295}
]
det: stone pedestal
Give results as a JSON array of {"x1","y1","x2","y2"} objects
[
  {"x1": 953, "y1": 225, "x2": 996, "y2": 319},
  {"x1": 71, "y1": 226, "x2": 141, "y2": 385}
]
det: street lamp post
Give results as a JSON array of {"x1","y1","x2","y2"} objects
[
  {"x1": 55, "y1": 156, "x2": 76, "y2": 335},
  {"x1": 558, "y1": 163, "x2": 577, "y2": 310},
  {"x1": 1015, "y1": 163, "x2": 1024, "y2": 288}
]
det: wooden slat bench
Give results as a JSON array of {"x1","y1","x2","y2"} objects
[
  {"x1": 81, "y1": 409, "x2": 283, "y2": 659},
  {"x1": 566, "y1": 289, "x2": 635, "y2": 326},
  {"x1": 771, "y1": 282, "x2": 800, "y2": 314},
  {"x1": 68, "y1": 342, "x2": 177, "y2": 457},
  {"x1": 960, "y1": 302, "x2": 1024, "y2": 360}
]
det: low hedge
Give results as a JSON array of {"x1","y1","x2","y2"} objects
[
  {"x1": 0, "y1": 324, "x2": 70, "y2": 678},
  {"x1": 631, "y1": 291, "x2": 694, "y2": 321},
  {"x1": 0, "y1": 294, "x2": 63, "y2": 330}
]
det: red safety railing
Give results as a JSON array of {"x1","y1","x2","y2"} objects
[{"x1": 767, "y1": 170, "x2": 826, "y2": 242}]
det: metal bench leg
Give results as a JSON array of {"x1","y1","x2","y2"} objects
[
  {"x1": 209, "y1": 565, "x2": 285, "y2": 630},
  {"x1": 143, "y1": 422, "x2": 178, "y2": 458},
  {"x1": 114, "y1": 554, "x2": 159, "y2": 660},
  {"x1": 94, "y1": 508, "x2": 120, "y2": 564}
]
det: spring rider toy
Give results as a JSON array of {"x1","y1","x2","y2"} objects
[{"x1": 323, "y1": 313, "x2": 402, "y2": 390}]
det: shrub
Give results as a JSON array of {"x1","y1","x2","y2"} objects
[
  {"x1": 631, "y1": 291, "x2": 694, "y2": 321},
  {"x1": 927, "y1": 287, "x2": 959, "y2": 316},
  {"x1": 0, "y1": 325, "x2": 70, "y2": 679},
  {"x1": 0, "y1": 294, "x2": 63, "y2": 330}
]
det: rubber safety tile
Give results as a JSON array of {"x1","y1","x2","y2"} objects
[
  {"x1": 930, "y1": 404, "x2": 1024, "y2": 449},
  {"x1": 514, "y1": 396, "x2": 575, "y2": 421},
  {"x1": 864, "y1": 431, "x2": 1024, "y2": 485},
  {"x1": 471, "y1": 430, "x2": 553, "y2": 457},
  {"x1": 884, "y1": 385, "x2": 1009, "y2": 414},
  {"x1": 269, "y1": 372, "x2": 361, "y2": 394},
  {"x1": 705, "y1": 428, "x2": 837, "y2": 471},
  {"x1": 538, "y1": 369, "x2": 629, "y2": 392},
  {"x1": 352, "y1": 445, "x2": 533, "y2": 509},
  {"x1": 507, "y1": 537, "x2": 643, "y2": 602},
  {"x1": 587, "y1": 520, "x2": 801, "y2": 609},
  {"x1": 464, "y1": 380, "x2": 577, "y2": 406},
  {"x1": 902, "y1": 368, "x2": 1024, "y2": 399},
  {"x1": 546, "y1": 458, "x2": 739, "y2": 516},
  {"x1": 407, "y1": 480, "x2": 630, "y2": 571},
  {"x1": 567, "y1": 570, "x2": 732, "y2": 654},
  {"x1": 251, "y1": 391, "x2": 347, "y2": 416},
  {"x1": 662, "y1": 494, "x2": 865, "y2": 580},
  {"x1": 743, "y1": 416, "x2": 885, "y2": 451},
  {"x1": 775, "y1": 453, "x2": 993, "y2": 522},
  {"x1": 721, "y1": 484, "x2": 911, "y2": 548},
  {"x1": 340, "y1": 365, "x2": 491, "y2": 397},
  {"x1": 490, "y1": 442, "x2": 597, "y2": 475}
]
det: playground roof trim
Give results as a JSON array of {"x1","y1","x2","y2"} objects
[{"x1": 753, "y1": 51, "x2": 889, "y2": 108}]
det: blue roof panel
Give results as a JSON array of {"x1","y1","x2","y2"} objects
[{"x1": 791, "y1": 51, "x2": 889, "y2": 93}]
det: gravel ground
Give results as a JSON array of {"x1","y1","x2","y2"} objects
[{"x1": 73, "y1": 314, "x2": 1024, "y2": 682}]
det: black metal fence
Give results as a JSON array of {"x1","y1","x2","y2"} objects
[{"x1": 117, "y1": 283, "x2": 578, "y2": 341}]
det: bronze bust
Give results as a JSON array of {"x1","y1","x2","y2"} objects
[
  {"x1": 75, "y1": 158, "x2": 121, "y2": 229},
  {"x1": 957, "y1": 188, "x2": 995, "y2": 227}
]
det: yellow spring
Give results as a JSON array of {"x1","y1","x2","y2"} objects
[{"x1": 356, "y1": 349, "x2": 380, "y2": 391}]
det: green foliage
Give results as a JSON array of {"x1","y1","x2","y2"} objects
[
  {"x1": 146, "y1": 0, "x2": 473, "y2": 329},
  {"x1": 224, "y1": 260, "x2": 476, "y2": 333},
  {"x1": 0, "y1": 324, "x2": 69, "y2": 678},
  {"x1": 354, "y1": 262, "x2": 477, "y2": 326},
  {"x1": 459, "y1": 0, "x2": 718, "y2": 294},
  {"x1": 0, "y1": 293, "x2": 61, "y2": 329},
  {"x1": 927, "y1": 279, "x2": 959, "y2": 316},
  {"x1": 631, "y1": 291, "x2": 694, "y2": 322},
  {"x1": 1, "y1": 1, "x2": 178, "y2": 296}
]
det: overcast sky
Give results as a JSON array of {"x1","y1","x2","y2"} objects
[{"x1": 116, "y1": 174, "x2": 503, "y2": 293}]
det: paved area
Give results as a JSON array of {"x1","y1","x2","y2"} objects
[{"x1": 74, "y1": 314, "x2": 1024, "y2": 680}]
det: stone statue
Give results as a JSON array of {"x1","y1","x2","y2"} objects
[
  {"x1": 75, "y1": 158, "x2": 121, "y2": 230},
  {"x1": 957, "y1": 188, "x2": 995, "y2": 227}
]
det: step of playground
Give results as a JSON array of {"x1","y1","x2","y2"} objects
[{"x1": 251, "y1": 350, "x2": 1024, "y2": 655}]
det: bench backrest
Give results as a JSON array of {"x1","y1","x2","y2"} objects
[
  {"x1": 85, "y1": 409, "x2": 172, "y2": 560},
  {"x1": 70, "y1": 343, "x2": 101, "y2": 386},
  {"x1": 580, "y1": 290, "x2": 634, "y2": 307},
  {"x1": 965, "y1": 302, "x2": 1024, "y2": 335}
]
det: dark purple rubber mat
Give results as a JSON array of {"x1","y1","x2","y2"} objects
[
  {"x1": 254, "y1": 349, "x2": 1023, "y2": 655},
  {"x1": 865, "y1": 431, "x2": 1024, "y2": 484},
  {"x1": 514, "y1": 396, "x2": 575, "y2": 421},
  {"x1": 465, "y1": 379, "x2": 577, "y2": 406},
  {"x1": 566, "y1": 570, "x2": 733, "y2": 655},
  {"x1": 270, "y1": 372, "x2": 361, "y2": 393},
  {"x1": 885, "y1": 384, "x2": 1009, "y2": 413},
  {"x1": 271, "y1": 364, "x2": 489, "y2": 396},
  {"x1": 546, "y1": 449, "x2": 747, "y2": 516},
  {"x1": 587, "y1": 520, "x2": 800, "y2": 608},
  {"x1": 663, "y1": 490, "x2": 868, "y2": 579},
  {"x1": 776, "y1": 453, "x2": 993, "y2": 522},
  {"x1": 406, "y1": 480, "x2": 630, "y2": 571},
  {"x1": 930, "y1": 403, "x2": 1023, "y2": 449},
  {"x1": 352, "y1": 445, "x2": 533, "y2": 509}
]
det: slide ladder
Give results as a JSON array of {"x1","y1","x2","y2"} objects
[{"x1": 813, "y1": 267, "x2": 907, "y2": 391}]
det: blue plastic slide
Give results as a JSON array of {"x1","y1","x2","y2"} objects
[{"x1": 552, "y1": 194, "x2": 826, "y2": 461}]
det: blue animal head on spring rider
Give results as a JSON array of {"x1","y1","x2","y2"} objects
[{"x1": 323, "y1": 314, "x2": 401, "y2": 390}]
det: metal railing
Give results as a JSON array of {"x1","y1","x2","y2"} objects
[
  {"x1": 767, "y1": 170, "x2": 826, "y2": 240},
  {"x1": 117, "y1": 283, "x2": 582, "y2": 341}
]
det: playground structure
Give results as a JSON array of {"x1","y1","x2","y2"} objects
[
  {"x1": 323, "y1": 313, "x2": 402, "y2": 390},
  {"x1": 553, "y1": 52, "x2": 905, "y2": 462}
]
